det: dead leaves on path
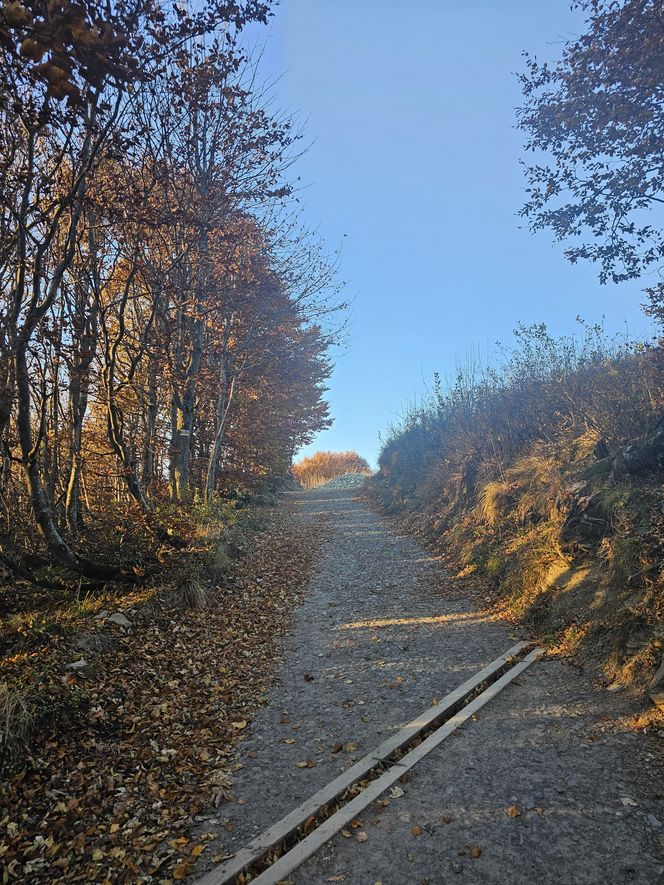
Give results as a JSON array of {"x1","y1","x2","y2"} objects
[{"x1": 0, "y1": 506, "x2": 326, "y2": 883}]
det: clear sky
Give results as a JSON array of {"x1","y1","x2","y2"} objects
[{"x1": 252, "y1": 1, "x2": 655, "y2": 467}]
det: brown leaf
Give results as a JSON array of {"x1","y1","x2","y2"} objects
[
  {"x1": 411, "y1": 825, "x2": 422, "y2": 836},
  {"x1": 469, "y1": 846, "x2": 482, "y2": 859},
  {"x1": 505, "y1": 804, "x2": 522, "y2": 818}
]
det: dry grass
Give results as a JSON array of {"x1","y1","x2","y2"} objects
[
  {"x1": 176, "y1": 574, "x2": 208, "y2": 610},
  {"x1": 368, "y1": 324, "x2": 664, "y2": 702},
  {"x1": 0, "y1": 683, "x2": 34, "y2": 773}
]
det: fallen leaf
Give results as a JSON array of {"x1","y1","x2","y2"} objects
[
  {"x1": 442, "y1": 815, "x2": 455, "y2": 824},
  {"x1": 340, "y1": 829, "x2": 352, "y2": 838},
  {"x1": 506, "y1": 804, "x2": 522, "y2": 818},
  {"x1": 356, "y1": 831, "x2": 368, "y2": 843},
  {"x1": 343, "y1": 741, "x2": 359, "y2": 752},
  {"x1": 303, "y1": 673, "x2": 314, "y2": 682},
  {"x1": 331, "y1": 742, "x2": 343, "y2": 753},
  {"x1": 389, "y1": 786, "x2": 405, "y2": 799},
  {"x1": 411, "y1": 825, "x2": 422, "y2": 837},
  {"x1": 230, "y1": 720, "x2": 247, "y2": 730},
  {"x1": 469, "y1": 846, "x2": 482, "y2": 859}
]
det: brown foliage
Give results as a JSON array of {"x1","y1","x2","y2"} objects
[{"x1": 0, "y1": 501, "x2": 327, "y2": 882}]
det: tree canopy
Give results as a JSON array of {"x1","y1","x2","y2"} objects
[
  {"x1": 517, "y1": 0, "x2": 664, "y2": 286},
  {"x1": 0, "y1": 0, "x2": 341, "y2": 581}
]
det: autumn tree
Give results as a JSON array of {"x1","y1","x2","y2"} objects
[
  {"x1": 517, "y1": 0, "x2": 664, "y2": 288},
  {"x1": 0, "y1": 1, "x2": 341, "y2": 583}
]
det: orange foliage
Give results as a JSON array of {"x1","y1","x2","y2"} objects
[{"x1": 292, "y1": 450, "x2": 370, "y2": 488}]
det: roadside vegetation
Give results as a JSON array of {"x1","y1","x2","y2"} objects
[
  {"x1": 368, "y1": 323, "x2": 664, "y2": 701},
  {"x1": 292, "y1": 450, "x2": 371, "y2": 489}
]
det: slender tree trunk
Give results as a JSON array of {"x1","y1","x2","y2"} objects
[
  {"x1": 14, "y1": 345, "x2": 120, "y2": 580},
  {"x1": 169, "y1": 314, "x2": 204, "y2": 501},
  {"x1": 141, "y1": 354, "x2": 159, "y2": 488},
  {"x1": 65, "y1": 363, "x2": 91, "y2": 536},
  {"x1": 205, "y1": 355, "x2": 236, "y2": 501}
]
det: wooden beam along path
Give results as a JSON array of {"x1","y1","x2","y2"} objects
[{"x1": 195, "y1": 641, "x2": 537, "y2": 885}]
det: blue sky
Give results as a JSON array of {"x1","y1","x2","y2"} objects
[{"x1": 252, "y1": 1, "x2": 654, "y2": 467}]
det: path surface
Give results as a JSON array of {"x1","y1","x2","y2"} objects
[{"x1": 196, "y1": 488, "x2": 664, "y2": 884}]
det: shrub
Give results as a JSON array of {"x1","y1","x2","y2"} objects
[{"x1": 293, "y1": 451, "x2": 371, "y2": 489}]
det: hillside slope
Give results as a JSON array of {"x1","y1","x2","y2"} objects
[{"x1": 367, "y1": 325, "x2": 664, "y2": 709}]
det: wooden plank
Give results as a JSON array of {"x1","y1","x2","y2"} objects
[
  {"x1": 195, "y1": 641, "x2": 528, "y2": 885},
  {"x1": 250, "y1": 647, "x2": 543, "y2": 885}
]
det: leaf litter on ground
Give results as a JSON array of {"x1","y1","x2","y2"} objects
[{"x1": 0, "y1": 501, "x2": 327, "y2": 883}]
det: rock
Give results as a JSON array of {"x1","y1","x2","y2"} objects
[
  {"x1": 649, "y1": 656, "x2": 664, "y2": 709},
  {"x1": 66, "y1": 658, "x2": 87, "y2": 670},
  {"x1": 107, "y1": 612, "x2": 131, "y2": 627},
  {"x1": 647, "y1": 814, "x2": 663, "y2": 829}
]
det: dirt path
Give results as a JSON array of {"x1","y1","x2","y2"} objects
[{"x1": 195, "y1": 488, "x2": 664, "y2": 884}]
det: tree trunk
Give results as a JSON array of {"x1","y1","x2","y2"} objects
[
  {"x1": 205, "y1": 355, "x2": 236, "y2": 501},
  {"x1": 14, "y1": 345, "x2": 120, "y2": 581},
  {"x1": 141, "y1": 354, "x2": 159, "y2": 489}
]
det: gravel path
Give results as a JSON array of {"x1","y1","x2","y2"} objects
[{"x1": 196, "y1": 488, "x2": 664, "y2": 884}]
